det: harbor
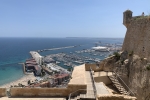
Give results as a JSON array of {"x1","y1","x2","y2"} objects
[{"x1": 0, "y1": 41, "x2": 122, "y2": 88}]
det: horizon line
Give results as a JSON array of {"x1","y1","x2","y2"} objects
[{"x1": 0, "y1": 37, "x2": 124, "y2": 39}]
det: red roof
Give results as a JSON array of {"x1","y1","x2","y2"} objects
[
  {"x1": 26, "y1": 58, "x2": 36, "y2": 62},
  {"x1": 54, "y1": 74, "x2": 69, "y2": 79},
  {"x1": 26, "y1": 64, "x2": 37, "y2": 67},
  {"x1": 26, "y1": 61, "x2": 37, "y2": 65}
]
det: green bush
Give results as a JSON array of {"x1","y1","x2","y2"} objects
[
  {"x1": 128, "y1": 51, "x2": 134, "y2": 56},
  {"x1": 113, "y1": 52, "x2": 120, "y2": 57},
  {"x1": 108, "y1": 54, "x2": 112, "y2": 57},
  {"x1": 140, "y1": 57, "x2": 144, "y2": 61},
  {"x1": 67, "y1": 68, "x2": 71, "y2": 72},
  {"x1": 113, "y1": 52, "x2": 120, "y2": 61},
  {"x1": 120, "y1": 60, "x2": 124, "y2": 65},
  {"x1": 146, "y1": 65, "x2": 150, "y2": 70}
]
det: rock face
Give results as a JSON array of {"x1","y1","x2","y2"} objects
[{"x1": 101, "y1": 52, "x2": 150, "y2": 100}]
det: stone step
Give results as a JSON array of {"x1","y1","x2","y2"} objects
[
  {"x1": 109, "y1": 75, "x2": 130, "y2": 96},
  {"x1": 71, "y1": 93, "x2": 95, "y2": 100},
  {"x1": 87, "y1": 90, "x2": 94, "y2": 95},
  {"x1": 112, "y1": 81, "x2": 120, "y2": 84}
]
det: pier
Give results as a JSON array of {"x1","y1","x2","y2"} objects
[
  {"x1": 36, "y1": 45, "x2": 81, "y2": 53},
  {"x1": 30, "y1": 51, "x2": 43, "y2": 65}
]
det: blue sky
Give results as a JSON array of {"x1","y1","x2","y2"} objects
[{"x1": 0, "y1": 0, "x2": 149, "y2": 38}]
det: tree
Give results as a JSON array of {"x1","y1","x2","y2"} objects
[
  {"x1": 28, "y1": 80, "x2": 31, "y2": 85},
  {"x1": 67, "y1": 68, "x2": 71, "y2": 72}
]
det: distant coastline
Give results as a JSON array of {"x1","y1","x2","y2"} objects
[{"x1": 66, "y1": 37, "x2": 124, "y2": 39}]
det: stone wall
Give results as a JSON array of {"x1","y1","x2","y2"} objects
[
  {"x1": 94, "y1": 76, "x2": 112, "y2": 85},
  {"x1": 10, "y1": 84, "x2": 86, "y2": 97},
  {"x1": 97, "y1": 94, "x2": 137, "y2": 100},
  {"x1": 0, "y1": 88, "x2": 6, "y2": 97},
  {"x1": 122, "y1": 16, "x2": 150, "y2": 60},
  {"x1": 85, "y1": 55, "x2": 116, "y2": 72},
  {"x1": 85, "y1": 63, "x2": 103, "y2": 71},
  {"x1": 122, "y1": 12, "x2": 150, "y2": 100}
]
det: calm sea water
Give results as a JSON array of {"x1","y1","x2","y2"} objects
[{"x1": 0, "y1": 37, "x2": 123, "y2": 85}]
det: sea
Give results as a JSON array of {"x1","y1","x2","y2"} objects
[{"x1": 0, "y1": 37, "x2": 124, "y2": 86}]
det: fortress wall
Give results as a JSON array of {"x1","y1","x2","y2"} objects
[
  {"x1": 0, "y1": 88, "x2": 6, "y2": 97},
  {"x1": 85, "y1": 63, "x2": 104, "y2": 71},
  {"x1": 67, "y1": 84, "x2": 87, "y2": 93},
  {"x1": 97, "y1": 94, "x2": 137, "y2": 100},
  {"x1": 94, "y1": 76, "x2": 112, "y2": 85},
  {"x1": 122, "y1": 17, "x2": 150, "y2": 60},
  {"x1": 85, "y1": 55, "x2": 116, "y2": 72},
  {"x1": 121, "y1": 14, "x2": 150, "y2": 100},
  {"x1": 10, "y1": 84, "x2": 86, "y2": 97},
  {"x1": 10, "y1": 88, "x2": 68, "y2": 97}
]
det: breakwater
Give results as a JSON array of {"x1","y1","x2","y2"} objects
[{"x1": 36, "y1": 45, "x2": 81, "y2": 53}]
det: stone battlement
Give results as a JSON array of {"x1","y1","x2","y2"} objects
[{"x1": 122, "y1": 10, "x2": 150, "y2": 61}]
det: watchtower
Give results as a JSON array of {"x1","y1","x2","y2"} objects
[{"x1": 123, "y1": 10, "x2": 132, "y2": 27}]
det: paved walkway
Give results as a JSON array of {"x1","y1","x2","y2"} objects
[
  {"x1": 85, "y1": 71, "x2": 110, "y2": 96},
  {"x1": 85, "y1": 71, "x2": 95, "y2": 98},
  {"x1": 95, "y1": 82, "x2": 110, "y2": 94},
  {"x1": 69, "y1": 64, "x2": 86, "y2": 85}
]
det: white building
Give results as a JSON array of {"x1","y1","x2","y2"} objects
[{"x1": 30, "y1": 51, "x2": 43, "y2": 65}]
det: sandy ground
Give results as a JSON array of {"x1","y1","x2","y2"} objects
[{"x1": 0, "y1": 74, "x2": 36, "y2": 88}]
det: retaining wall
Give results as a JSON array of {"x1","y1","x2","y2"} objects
[
  {"x1": 10, "y1": 84, "x2": 86, "y2": 97},
  {"x1": 0, "y1": 88, "x2": 6, "y2": 97},
  {"x1": 97, "y1": 94, "x2": 137, "y2": 100}
]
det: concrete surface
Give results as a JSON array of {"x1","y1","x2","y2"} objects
[
  {"x1": 69, "y1": 64, "x2": 86, "y2": 85},
  {"x1": 95, "y1": 82, "x2": 110, "y2": 94}
]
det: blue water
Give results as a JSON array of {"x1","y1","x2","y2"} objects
[{"x1": 0, "y1": 37, "x2": 123, "y2": 85}]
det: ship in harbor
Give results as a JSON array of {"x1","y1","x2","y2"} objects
[{"x1": 92, "y1": 46, "x2": 110, "y2": 52}]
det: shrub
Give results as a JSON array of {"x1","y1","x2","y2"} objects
[
  {"x1": 67, "y1": 68, "x2": 71, "y2": 72},
  {"x1": 146, "y1": 65, "x2": 150, "y2": 70},
  {"x1": 120, "y1": 60, "x2": 124, "y2": 65},
  {"x1": 128, "y1": 51, "x2": 134, "y2": 56},
  {"x1": 28, "y1": 80, "x2": 31, "y2": 85},
  {"x1": 140, "y1": 57, "x2": 144, "y2": 61},
  {"x1": 108, "y1": 54, "x2": 112, "y2": 57},
  {"x1": 113, "y1": 52, "x2": 120, "y2": 57},
  {"x1": 113, "y1": 52, "x2": 120, "y2": 61}
]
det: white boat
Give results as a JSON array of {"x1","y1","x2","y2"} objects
[{"x1": 92, "y1": 46, "x2": 109, "y2": 52}]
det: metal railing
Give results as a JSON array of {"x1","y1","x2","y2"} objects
[
  {"x1": 111, "y1": 71, "x2": 135, "y2": 96},
  {"x1": 90, "y1": 67, "x2": 97, "y2": 98},
  {"x1": 68, "y1": 89, "x2": 87, "y2": 100}
]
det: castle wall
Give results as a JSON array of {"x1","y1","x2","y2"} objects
[
  {"x1": 85, "y1": 55, "x2": 117, "y2": 72},
  {"x1": 122, "y1": 17, "x2": 150, "y2": 60},
  {"x1": 10, "y1": 84, "x2": 86, "y2": 97},
  {"x1": 0, "y1": 88, "x2": 6, "y2": 97},
  {"x1": 121, "y1": 14, "x2": 150, "y2": 100},
  {"x1": 97, "y1": 94, "x2": 136, "y2": 100}
]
